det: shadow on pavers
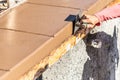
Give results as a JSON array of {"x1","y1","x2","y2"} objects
[{"x1": 82, "y1": 26, "x2": 119, "y2": 80}]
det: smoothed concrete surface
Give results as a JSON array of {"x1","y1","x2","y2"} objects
[
  {"x1": 41, "y1": 18, "x2": 120, "y2": 80},
  {"x1": 0, "y1": 71, "x2": 7, "y2": 77},
  {"x1": 0, "y1": 30, "x2": 50, "y2": 70},
  {"x1": 27, "y1": 0, "x2": 97, "y2": 10},
  {"x1": 0, "y1": 3, "x2": 78, "y2": 36}
]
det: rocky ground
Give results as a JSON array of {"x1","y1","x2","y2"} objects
[
  {"x1": 38, "y1": 18, "x2": 120, "y2": 80},
  {"x1": 0, "y1": 1, "x2": 119, "y2": 80}
]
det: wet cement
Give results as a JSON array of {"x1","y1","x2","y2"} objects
[{"x1": 40, "y1": 18, "x2": 120, "y2": 80}]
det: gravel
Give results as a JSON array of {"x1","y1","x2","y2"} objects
[{"x1": 39, "y1": 18, "x2": 120, "y2": 80}]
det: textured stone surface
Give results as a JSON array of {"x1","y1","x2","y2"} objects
[
  {"x1": 42, "y1": 40, "x2": 88, "y2": 80},
  {"x1": 41, "y1": 18, "x2": 120, "y2": 80}
]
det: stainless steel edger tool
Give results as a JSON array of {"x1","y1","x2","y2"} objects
[{"x1": 75, "y1": 11, "x2": 102, "y2": 48}]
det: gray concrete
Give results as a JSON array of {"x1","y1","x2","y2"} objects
[{"x1": 41, "y1": 18, "x2": 120, "y2": 80}]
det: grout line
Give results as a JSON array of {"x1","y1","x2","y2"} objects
[
  {"x1": 27, "y1": 2, "x2": 80, "y2": 10},
  {"x1": 0, "y1": 69, "x2": 9, "y2": 72},
  {"x1": 0, "y1": 28, "x2": 54, "y2": 37}
]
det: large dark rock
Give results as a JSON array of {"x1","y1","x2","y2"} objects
[{"x1": 40, "y1": 18, "x2": 120, "y2": 80}]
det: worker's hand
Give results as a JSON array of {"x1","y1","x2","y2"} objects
[{"x1": 81, "y1": 14, "x2": 99, "y2": 28}]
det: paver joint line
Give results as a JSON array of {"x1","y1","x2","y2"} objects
[{"x1": 27, "y1": 2, "x2": 80, "y2": 10}]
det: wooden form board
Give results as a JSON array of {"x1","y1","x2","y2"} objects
[{"x1": 0, "y1": 23, "x2": 73, "y2": 80}]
